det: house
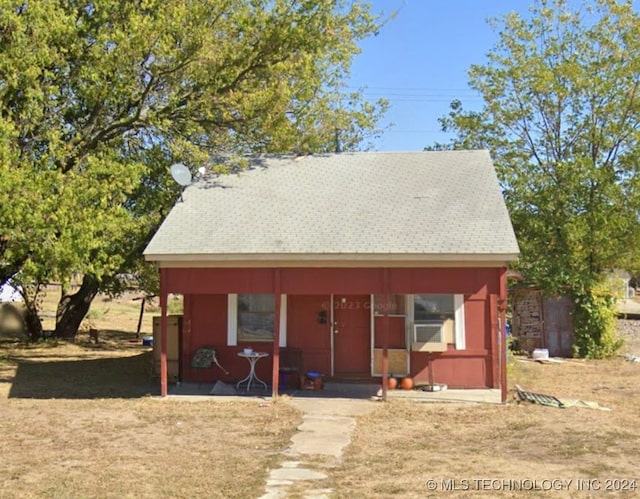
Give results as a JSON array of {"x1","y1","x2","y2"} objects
[{"x1": 144, "y1": 151, "x2": 519, "y2": 400}]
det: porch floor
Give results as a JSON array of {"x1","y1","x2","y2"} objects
[{"x1": 164, "y1": 381, "x2": 502, "y2": 404}]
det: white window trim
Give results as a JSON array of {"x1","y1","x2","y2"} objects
[
  {"x1": 454, "y1": 294, "x2": 465, "y2": 350},
  {"x1": 227, "y1": 294, "x2": 287, "y2": 347},
  {"x1": 227, "y1": 294, "x2": 238, "y2": 346}
]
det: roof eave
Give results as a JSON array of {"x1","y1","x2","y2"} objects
[{"x1": 144, "y1": 252, "x2": 520, "y2": 268}]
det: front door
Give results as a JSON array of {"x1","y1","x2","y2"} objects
[{"x1": 333, "y1": 295, "x2": 371, "y2": 375}]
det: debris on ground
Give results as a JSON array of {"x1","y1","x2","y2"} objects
[
  {"x1": 517, "y1": 357, "x2": 564, "y2": 364},
  {"x1": 560, "y1": 399, "x2": 611, "y2": 411},
  {"x1": 515, "y1": 385, "x2": 565, "y2": 408},
  {"x1": 515, "y1": 385, "x2": 610, "y2": 411}
]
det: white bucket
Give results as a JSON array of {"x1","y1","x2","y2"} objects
[{"x1": 532, "y1": 348, "x2": 549, "y2": 361}]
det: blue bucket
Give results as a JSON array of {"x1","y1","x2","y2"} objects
[{"x1": 142, "y1": 336, "x2": 153, "y2": 347}]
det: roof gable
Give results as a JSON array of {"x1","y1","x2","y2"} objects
[{"x1": 144, "y1": 151, "x2": 519, "y2": 263}]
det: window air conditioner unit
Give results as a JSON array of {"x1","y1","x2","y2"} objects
[{"x1": 413, "y1": 323, "x2": 447, "y2": 352}]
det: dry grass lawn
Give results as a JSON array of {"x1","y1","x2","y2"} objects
[
  {"x1": 1, "y1": 291, "x2": 640, "y2": 498},
  {"x1": 323, "y1": 322, "x2": 640, "y2": 498},
  {"x1": 0, "y1": 292, "x2": 301, "y2": 498},
  {"x1": 327, "y1": 359, "x2": 640, "y2": 498}
]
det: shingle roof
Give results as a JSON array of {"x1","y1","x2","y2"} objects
[{"x1": 144, "y1": 150, "x2": 519, "y2": 262}]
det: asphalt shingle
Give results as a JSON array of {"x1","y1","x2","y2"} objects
[{"x1": 144, "y1": 150, "x2": 519, "y2": 261}]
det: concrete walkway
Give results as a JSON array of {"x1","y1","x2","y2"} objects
[
  {"x1": 260, "y1": 397, "x2": 378, "y2": 499},
  {"x1": 163, "y1": 382, "x2": 501, "y2": 497}
]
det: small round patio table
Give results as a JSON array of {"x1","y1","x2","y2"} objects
[{"x1": 236, "y1": 351, "x2": 269, "y2": 392}]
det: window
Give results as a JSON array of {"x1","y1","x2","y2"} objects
[
  {"x1": 410, "y1": 294, "x2": 465, "y2": 351},
  {"x1": 227, "y1": 294, "x2": 287, "y2": 346},
  {"x1": 414, "y1": 294, "x2": 454, "y2": 322},
  {"x1": 238, "y1": 294, "x2": 274, "y2": 342}
]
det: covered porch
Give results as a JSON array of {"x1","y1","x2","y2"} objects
[{"x1": 154, "y1": 265, "x2": 508, "y2": 401}]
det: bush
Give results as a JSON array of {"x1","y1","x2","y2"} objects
[{"x1": 572, "y1": 284, "x2": 623, "y2": 359}]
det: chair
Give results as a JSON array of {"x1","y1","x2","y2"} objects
[
  {"x1": 191, "y1": 347, "x2": 229, "y2": 374},
  {"x1": 279, "y1": 347, "x2": 302, "y2": 389}
]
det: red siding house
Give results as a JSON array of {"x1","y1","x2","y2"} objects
[{"x1": 144, "y1": 151, "x2": 519, "y2": 400}]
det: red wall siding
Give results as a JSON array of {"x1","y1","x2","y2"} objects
[
  {"x1": 389, "y1": 268, "x2": 499, "y2": 295},
  {"x1": 166, "y1": 267, "x2": 504, "y2": 388},
  {"x1": 281, "y1": 269, "x2": 384, "y2": 294},
  {"x1": 411, "y1": 353, "x2": 487, "y2": 388},
  {"x1": 165, "y1": 267, "x2": 502, "y2": 296},
  {"x1": 168, "y1": 268, "x2": 276, "y2": 294},
  {"x1": 185, "y1": 294, "x2": 284, "y2": 384},
  {"x1": 183, "y1": 294, "x2": 230, "y2": 382},
  {"x1": 286, "y1": 295, "x2": 332, "y2": 374},
  {"x1": 463, "y1": 296, "x2": 490, "y2": 351},
  {"x1": 374, "y1": 316, "x2": 405, "y2": 348}
]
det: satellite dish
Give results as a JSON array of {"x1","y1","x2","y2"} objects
[{"x1": 170, "y1": 163, "x2": 192, "y2": 186}]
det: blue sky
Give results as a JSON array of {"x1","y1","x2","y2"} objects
[{"x1": 348, "y1": 0, "x2": 538, "y2": 151}]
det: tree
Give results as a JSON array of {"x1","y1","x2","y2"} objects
[
  {"x1": 0, "y1": 0, "x2": 388, "y2": 339},
  {"x1": 429, "y1": 0, "x2": 640, "y2": 357}
]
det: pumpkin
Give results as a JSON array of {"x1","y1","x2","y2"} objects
[
  {"x1": 387, "y1": 377, "x2": 398, "y2": 390},
  {"x1": 400, "y1": 377, "x2": 414, "y2": 390}
]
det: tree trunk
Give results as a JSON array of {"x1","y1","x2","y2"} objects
[
  {"x1": 54, "y1": 275, "x2": 99, "y2": 339},
  {"x1": 24, "y1": 302, "x2": 44, "y2": 341}
]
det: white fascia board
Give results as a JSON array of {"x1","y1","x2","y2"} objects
[{"x1": 148, "y1": 253, "x2": 519, "y2": 268}]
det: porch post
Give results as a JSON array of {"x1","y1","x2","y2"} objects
[
  {"x1": 499, "y1": 267, "x2": 508, "y2": 403},
  {"x1": 381, "y1": 268, "x2": 390, "y2": 401},
  {"x1": 271, "y1": 269, "x2": 281, "y2": 398},
  {"x1": 160, "y1": 268, "x2": 168, "y2": 397}
]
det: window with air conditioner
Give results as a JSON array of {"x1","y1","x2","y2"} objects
[
  {"x1": 413, "y1": 322, "x2": 447, "y2": 351},
  {"x1": 410, "y1": 294, "x2": 465, "y2": 351}
]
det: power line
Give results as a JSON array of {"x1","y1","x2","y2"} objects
[
  {"x1": 346, "y1": 86, "x2": 477, "y2": 92},
  {"x1": 344, "y1": 86, "x2": 484, "y2": 103},
  {"x1": 384, "y1": 129, "x2": 446, "y2": 134},
  {"x1": 366, "y1": 96, "x2": 484, "y2": 103}
]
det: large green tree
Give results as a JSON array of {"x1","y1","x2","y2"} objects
[
  {"x1": 0, "y1": 0, "x2": 387, "y2": 339},
  {"x1": 429, "y1": 0, "x2": 640, "y2": 357}
]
